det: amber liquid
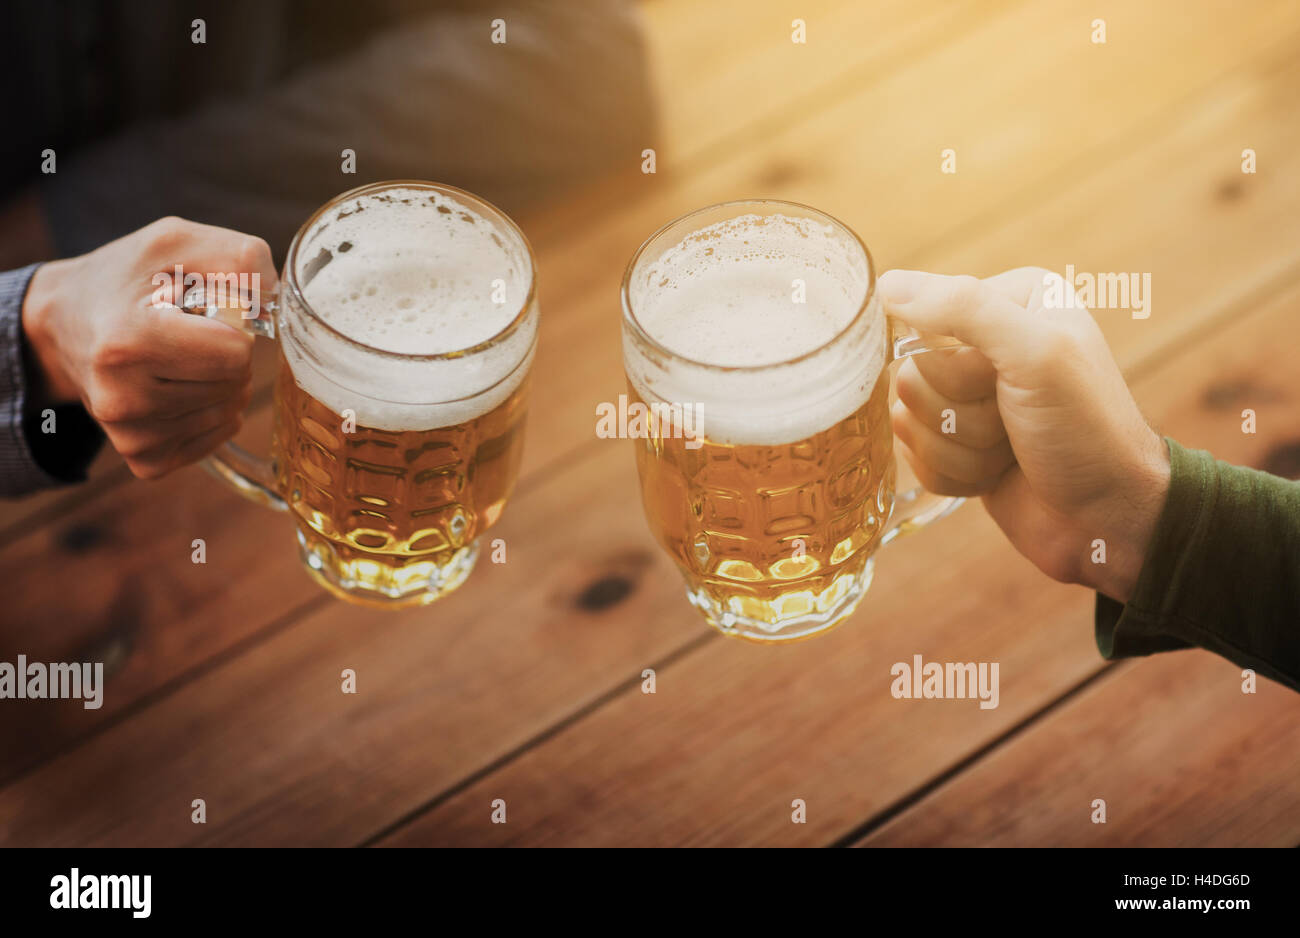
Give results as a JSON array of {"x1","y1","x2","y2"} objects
[
  {"x1": 271, "y1": 349, "x2": 528, "y2": 605},
  {"x1": 632, "y1": 368, "x2": 894, "y2": 639}
]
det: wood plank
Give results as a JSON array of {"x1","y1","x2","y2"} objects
[
  {"x1": 375, "y1": 276, "x2": 1300, "y2": 847},
  {"x1": 0, "y1": 0, "x2": 992, "y2": 538},
  {"x1": 640, "y1": 0, "x2": 1009, "y2": 168},
  {"x1": 494, "y1": 0, "x2": 1300, "y2": 498},
  {"x1": 0, "y1": 441, "x2": 705, "y2": 845},
  {"x1": 917, "y1": 54, "x2": 1300, "y2": 377},
  {"x1": 7, "y1": 0, "x2": 1289, "y2": 539},
  {"x1": 858, "y1": 653, "x2": 1300, "y2": 846},
  {"x1": 3, "y1": 0, "x2": 1298, "y2": 839},
  {"x1": 0, "y1": 404, "x2": 329, "y2": 782},
  {"x1": 5, "y1": 270, "x2": 1295, "y2": 846},
  {"x1": 857, "y1": 281, "x2": 1300, "y2": 847}
]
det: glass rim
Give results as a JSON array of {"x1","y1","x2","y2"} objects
[
  {"x1": 620, "y1": 198, "x2": 876, "y2": 374},
  {"x1": 283, "y1": 179, "x2": 538, "y2": 363}
]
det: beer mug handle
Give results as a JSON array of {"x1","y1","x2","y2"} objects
[
  {"x1": 880, "y1": 317, "x2": 967, "y2": 545},
  {"x1": 182, "y1": 287, "x2": 288, "y2": 512}
]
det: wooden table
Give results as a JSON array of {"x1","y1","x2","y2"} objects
[{"x1": 2, "y1": 0, "x2": 1299, "y2": 847}]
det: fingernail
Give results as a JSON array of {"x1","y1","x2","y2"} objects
[{"x1": 877, "y1": 269, "x2": 924, "y2": 304}]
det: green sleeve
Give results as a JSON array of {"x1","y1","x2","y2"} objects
[{"x1": 1095, "y1": 438, "x2": 1300, "y2": 692}]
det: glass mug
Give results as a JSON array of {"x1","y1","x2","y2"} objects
[
  {"x1": 621, "y1": 199, "x2": 964, "y2": 642},
  {"x1": 189, "y1": 181, "x2": 538, "y2": 608}
]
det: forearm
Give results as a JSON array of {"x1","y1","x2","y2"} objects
[{"x1": 1095, "y1": 438, "x2": 1300, "y2": 691}]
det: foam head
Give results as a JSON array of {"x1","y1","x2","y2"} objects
[
  {"x1": 281, "y1": 184, "x2": 536, "y2": 430},
  {"x1": 624, "y1": 210, "x2": 882, "y2": 445}
]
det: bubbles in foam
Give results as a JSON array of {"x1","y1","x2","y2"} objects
[
  {"x1": 624, "y1": 212, "x2": 883, "y2": 446},
  {"x1": 300, "y1": 187, "x2": 527, "y2": 356},
  {"x1": 282, "y1": 186, "x2": 536, "y2": 431},
  {"x1": 630, "y1": 213, "x2": 868, "y2": 367}
]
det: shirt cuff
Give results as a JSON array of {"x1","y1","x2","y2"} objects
[
  {"x1": 1095, "y1": 437, "x2": 1300, "y2": 691},
  {"x1": 0, "y1": 263, "x2": 103, "y2": 497}
]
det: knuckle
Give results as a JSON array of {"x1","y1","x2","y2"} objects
[
  {"x1": 894, "y1": 360, "x2": 923, "y2": 397},
  {"x1": 114, "y1": 439, "x2": 152, "y2": 459},
  {"x1": 969, "y1": 403, "x2": 1005, "y2": 449},
  {"x1": 235, "y1": 236, "x2": 272, "y2": 273},
  {"x1": 1026, "y1": 265, "x2": 1057, "y2": 284},
  {"x1": 84, "y1": 390, "x2": 121, "y2": 423},
  {"x1": 1042, "y1": 323, "x2": 1084, "y2": 359},
  {"x1": 87, "y1": 390, "x2": 146, "y2": 424},
  {"x1": 127, "y1": 457, "x2": 168, "y2": 481},
  {"x1": 891, "y1": 408, "x2": 920, "y2": 448},
  {"x1": 945, "y1": 274, "x2": 984, "y2": 311},
  {"x1": 142, "y1": 216, "x2": 189, "y2": 254},
  {"x1": 89, "y1": 336, "x2": 134, "y2": 371},
  {"x1": 229, "y1": 338, "x2": 256, "y2": 368}
]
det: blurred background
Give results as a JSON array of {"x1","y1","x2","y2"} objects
[{"x1": 1, "y1": 0, "x2": 1298, "y2": 846}]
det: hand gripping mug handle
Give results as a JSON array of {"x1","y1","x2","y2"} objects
[
  {"x1": 181, "y1": 286, "x2": 288, "y2": 512},
  {"x1": 880, "y1": 316, "x2": 967, "y2": 545}
]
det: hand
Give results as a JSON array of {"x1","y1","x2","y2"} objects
[
  {"x1": 878, "y1": 267, "x2": 1171, "y2": 603},
  {"x1": 21, "y1": 217, "x2": 276, "y2": 480}
]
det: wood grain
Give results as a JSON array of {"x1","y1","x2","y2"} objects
[
  {"x1": 856, "y1": 280, "x2": 1300, "y2": 846},
  {"x1": 10, "y1": 0, "x2": 1279, "y2": 784},
  {"x1": 2, "y1": 0, "x2": 1296, "y2": 848},
  {"x1": 375, "y1": 278, "x2": 1300, "y2": 846},
  {"x1": 858, "y1": 652, "x2": 1300, "y2": 846}
]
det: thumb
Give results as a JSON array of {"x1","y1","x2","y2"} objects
[{"x1": 877, "y1": 269, "x2": 1044, "y2": 370}]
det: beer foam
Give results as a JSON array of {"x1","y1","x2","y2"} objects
[
  {"x1": 301, "y1": 189, "x2": 527, "y2": 355},
  {"x1": 625, "y1": 212, "x2": 884, "y2": 445},
  {"x1": 282, "y1": 186, "x2": 536, "y2": 430}
]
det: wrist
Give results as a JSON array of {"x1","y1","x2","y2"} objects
[
  {"x1": 1082, "y1": 431, "x2": 1172, "y2": 602},
  {"x1": 20, "y1": 259, "x2": 81, "y2": 405}
]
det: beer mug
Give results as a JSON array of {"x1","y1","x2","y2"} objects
[
  {"x1": 191, "y1": 181, "x2": 537, "y2": 607},
  {"x1": 621, "y1": 199, "x2": 963, "y2": 642}
]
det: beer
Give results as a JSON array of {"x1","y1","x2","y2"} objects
[
  {"x1": 271, "y1": 353, "x2": 528, "y2": 605},
  {"x1": 623, "y1": 204, "x2": 894, "y2": 641},
  {"x1": 268, "y1": 183, "x2": 536, "y2": 606}
]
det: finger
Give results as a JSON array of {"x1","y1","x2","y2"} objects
[
  {"x1": 136, "y1": 217, "x2": 279, "y2": 305},
  {"x1": 979, "y1": 464, "x2": 1083, "y2": 585},
  {"x1": 895, "y1": 361, "x2": 1006, "y2": 449},
  {"x1": 980, "y1": 267, "x2": 1055, "y2": 307},
  {"x1": 134, "y1": 305, "x2": 254, "y2": 382},
  {"x1": 178, "y1": 222, "x2": 278, "y2": 299},
  {"x1": 126, "y1": 417, "x2": 241, "y2": 481},
  {"x1": 105, "y1": 391, "x2": 251, "y2": 458},
  {"x1": 94, "y1": 376, "x2": 248, "y2": 422},
  {"x1": 982, "y1": 266, "x2": 1084, "y2": 327},
  {"x1": 905, "y1": 345, "x2": 997, "y2": 403},
  {"x1": 878, "y1": 269, "x2": 1049, "y2": 367},
  {"x1": 170, "y1": 416, "x2": 243, "y2": 467},
  {"x1": 150, "y1": 376, "x2": 250, "y2": 414},
  {"x1": 894, "y1": 439, "x2": 989, "y2": 499},
  {"x1": 892, "y1": 403, "x2": 1015, "y2": 488}
]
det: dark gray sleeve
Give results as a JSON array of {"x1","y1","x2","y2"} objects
[
  {"x1": 40, "y1": 0, "x2": 657, "y2": 261},
  {"x1": 0, "y1": 264, "x2": 105, "y2": 498},
  {"x1": 0, "y1": 264, "x2": 62, "y2": 496}
]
